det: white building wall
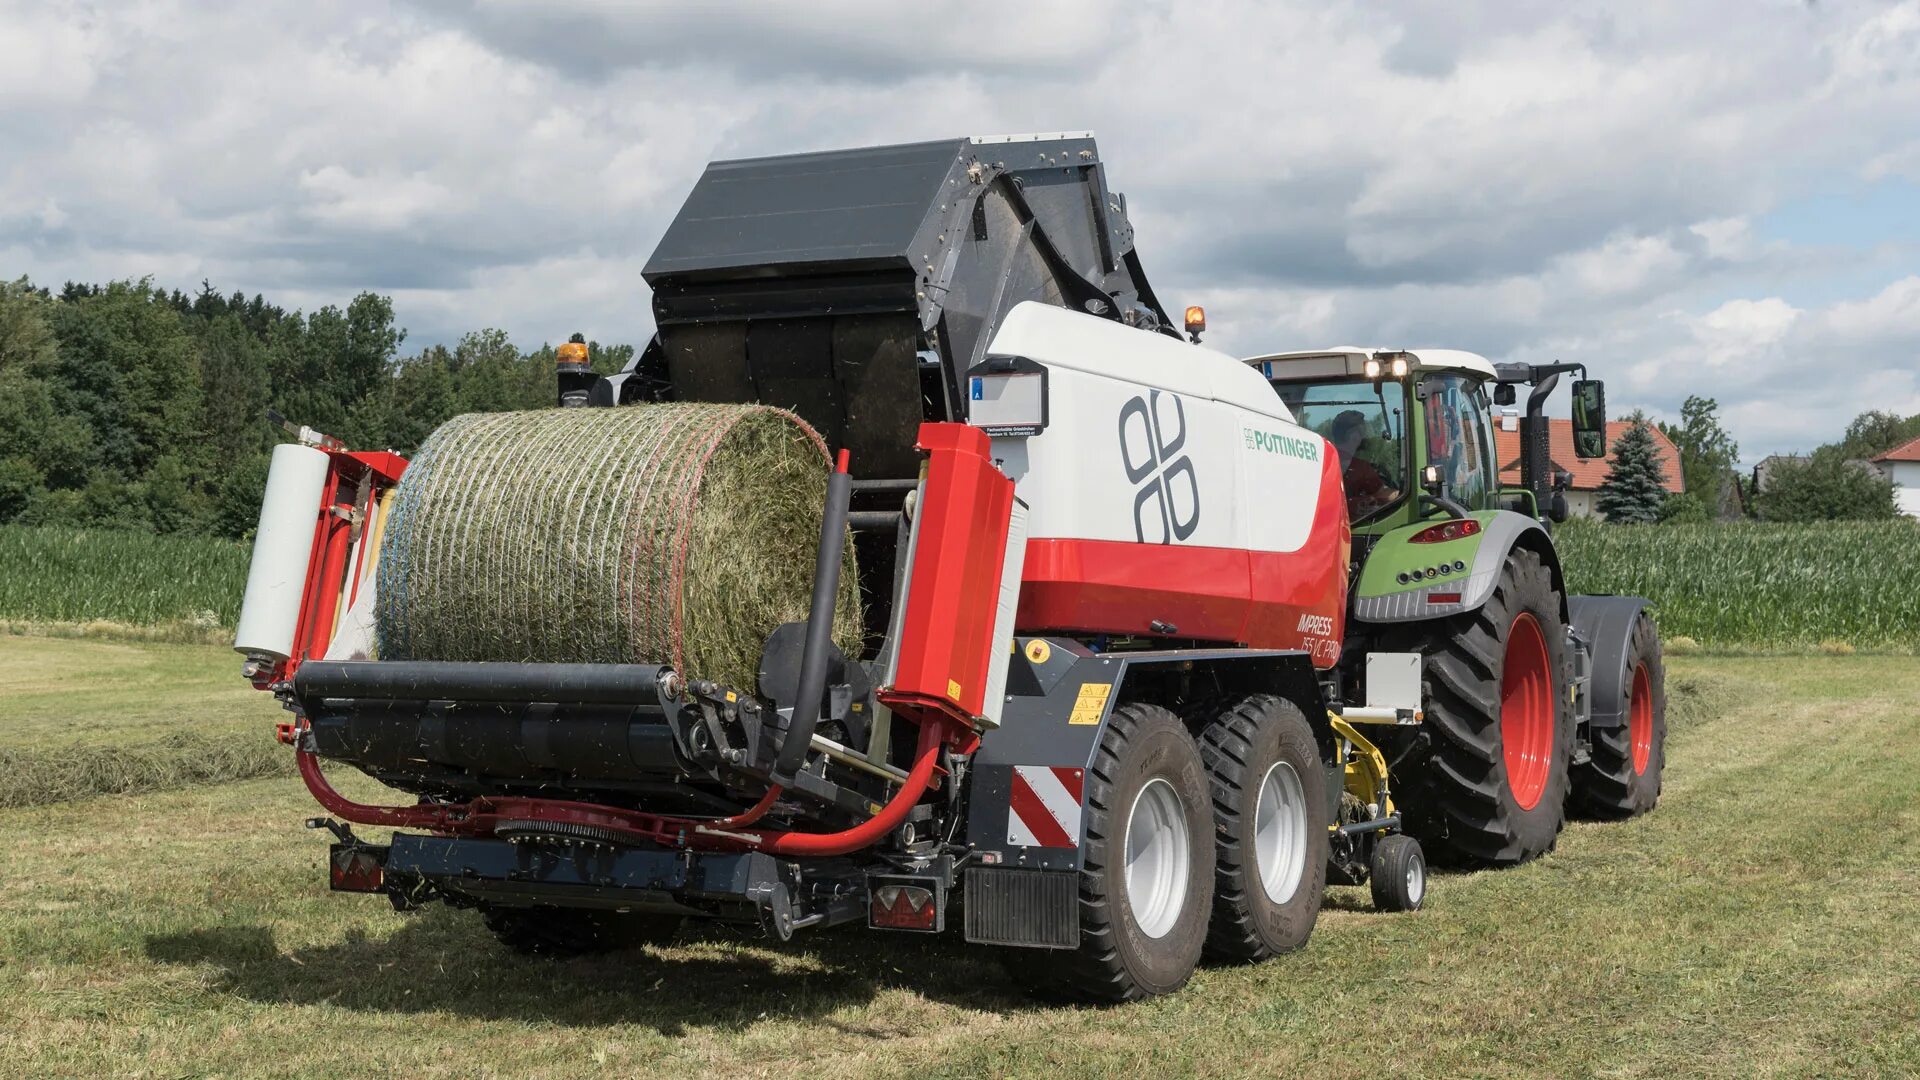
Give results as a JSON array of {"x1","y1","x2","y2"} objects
[{"x1": 1892, "y1": 461, "x2": 1920, "y2": 519}]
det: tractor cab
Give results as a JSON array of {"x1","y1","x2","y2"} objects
[{"x1": 1246, "y1": 348, "x2": 1608, "y2": 535}]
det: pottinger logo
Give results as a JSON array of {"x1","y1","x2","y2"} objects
[{"x1": 1119, "y1": 390, "x2": 1200, "y2": 544}]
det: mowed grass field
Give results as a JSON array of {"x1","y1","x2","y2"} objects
[
  {"x1": 0, "y1": 638, "x2": 289, "y2": 808},
  {"x1": 1, "y1": 645, "x2": 1916, "y2": 1078}
]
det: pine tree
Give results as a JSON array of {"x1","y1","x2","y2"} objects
[{"x1": 1595, "y1": 413, "x2": 1669, "y2": 524}]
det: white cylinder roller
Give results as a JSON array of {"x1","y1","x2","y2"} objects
[{"x1": 234, "y1": 443, "x2": 331, "y2": 661}]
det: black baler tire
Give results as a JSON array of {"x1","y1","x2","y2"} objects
[
  {"x1": 482, "y1": 906, "x2": 681, "y2": 958},
  {"x1": 1199, "y1": 694, "x2": 1328, "y2": 962},
  {"x1": 1369, "y1": 834, "x2": 1426, "y2": 912},
  {"x1": 1016, "y1": 702, "x2": 1214, "y2": 1003},
  {"x1": 1386, "y1": 547, "x2": 1574, "y2": 867},
  {"x1": 1573, "y1": 612, "x2": 1667, "y2": 819}
]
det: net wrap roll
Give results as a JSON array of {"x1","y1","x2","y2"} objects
[{"x1": 374, "y1": 404, "x2": 861, "y2": 691}]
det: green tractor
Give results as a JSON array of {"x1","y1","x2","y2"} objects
[{"x1": 1250, "y1": 348, "x2": 1666, "y2": 866}]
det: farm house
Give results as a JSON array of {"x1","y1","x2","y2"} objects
[
  {"x1": 1870, "y1": 435, "x2": 1920, "y2": 518},
  {"x1": 1493, "y1": 416, "x2": 1686, "y2": 518}
]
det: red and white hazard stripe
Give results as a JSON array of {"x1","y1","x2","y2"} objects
[{"x1": 1008, "y1": 765, "x2": 1084, "y2": 849}]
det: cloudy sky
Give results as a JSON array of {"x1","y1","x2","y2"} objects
[{"x1": 4, "y1": 1, "x2": 1917, "y2": 460}]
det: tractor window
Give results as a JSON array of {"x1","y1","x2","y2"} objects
[
  {"x1": 1272, "y1": 378, "x2": 1407, "y2": 524},
  {"x1": 1421, "y1": 374, "x2": 1496, "y2": 509}
]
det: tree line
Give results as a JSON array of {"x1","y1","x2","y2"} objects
[
  {"x1": 2, "y1": 274, "x2": 1910, "y2": 537},
  {"x1": 0, "y1": 276, "x2": 634, "y2": 538},
  {"x1": 1597, "y1": 397, "x2": 1917, "y2": 525}
]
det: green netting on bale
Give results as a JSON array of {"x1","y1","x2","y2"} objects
[{"x1": 375, "y1": 403, "x2": 860, "y2": 691}]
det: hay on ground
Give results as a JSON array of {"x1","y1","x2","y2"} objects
[{"x1": 375, "y1": 404, "x2": 859, "y2": 690}]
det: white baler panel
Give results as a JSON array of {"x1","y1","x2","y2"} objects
[
  {"x1": 984, "y1": 305, "x2": 1330, "y2": 556},
  {"x1": 988, "y1": 302, "x2": 1296, "y2": 423},
  {"x1": 234, "y1": 443, "x2": 330, "y2": 660}
]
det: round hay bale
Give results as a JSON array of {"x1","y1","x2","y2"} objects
[{"x1": 374, "y1": 403, "x2": 860, "y2": 690}]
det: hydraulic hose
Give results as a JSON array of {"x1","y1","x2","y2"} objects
[
  {"x1": 297, "y1": 749, "x2": 457, "y2": 831},
  {"x1": 770, "y1": 448, "x2": 853, "y2": 786},
  {"x1": 705, "y1": 784, "x2": 783, "y2": 830},
  {"x1": 718, "y1": 719, "x2": 945, "y2": 856},
  {"x1": 296, "y1": 720, "x2": 951, "y2": 858}
]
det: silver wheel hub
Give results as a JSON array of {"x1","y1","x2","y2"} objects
[
  {"x1": 1124, "y1": 777, "x2": 1191, "y2": 939},
  {"x1": 1255, "y1": 761, "x2": 1309, "y2": 905}
]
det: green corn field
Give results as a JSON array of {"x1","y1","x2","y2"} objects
[
  {"x1": 2, "y1": 519, "x2": 1918, "y2": 648},
  {"x1": 0, "y1": 525, "x2": 251, "y2": 628},
  {"x1": 1555, "y1": 518, "x2": 1920, "y2": 648}
]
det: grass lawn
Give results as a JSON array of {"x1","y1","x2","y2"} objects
[
  {"x1": 0, "y1": 636, "x2": 289, "y2": 807},
  {"x1": 0, "y1": 654, "x2": 1916, "y2": 1078},
  {"x1": 0, "y1": 636, "x2": 276, "y2": 750}
]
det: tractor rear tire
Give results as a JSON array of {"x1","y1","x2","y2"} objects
[
  {"x1": 482, "y1": 905, "x2": 681, "y2": 958},
  {"x1": 1572, "y1": 612, "x2": 1667, "y2": 819},
  {"x1": 1015, "y1": 702, "x2": 1214, "y2": 1003},
  {"x1": 1198, "y1": 694, "x2": 1328, "y2": 962},
  {"x1": 1388, "y1": 547, "x2": 1574, "y2": 866}
]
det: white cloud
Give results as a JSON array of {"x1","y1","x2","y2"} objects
[
  {"x1": 1691, "y1": 297, "x2": 1801, "y2": 368},
  {"x1": 0, "y1": 0, "x2": 1917, "y2": 459},
  {"x1": 1554, "y1": 234, "x2": 1689, "y2": 298},
  {"x1": 1820, "y1": 276, "x2": 1920, "y2": 345},
  {"x1": 1689, "y1": 217, "x2": 1757, "y2": 262}
]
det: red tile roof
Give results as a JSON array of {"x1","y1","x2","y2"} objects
[
  {"x1": 1871, "y1": 433, "x2": 1920, "y2": 463},
  {"x1": 1493, "y1": 418, "x2": 1685, "y2": 494}
]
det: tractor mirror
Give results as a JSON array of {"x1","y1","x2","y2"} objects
[
  {"x1": 1571, "y1": 379, "x2": 1607, "y2": 458},
  {"x1": 1493, "y1": 383, "x2": 1516, "y2": 406}
]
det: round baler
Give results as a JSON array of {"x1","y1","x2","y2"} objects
[{"x1": 232, "y1": 133, "x2": 1663, "y2": 1006}]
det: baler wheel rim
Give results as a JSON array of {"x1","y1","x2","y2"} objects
[
  {"x1": 1501, "y1": 611, "x2": 1554, "y2": 811},
  {"x1": 1628, "y1": 662, "x2": 1654, "y2": 776},
  {"x1": 1254, "y1": 761, "x2": 1309, "y2": 905},
  {"x1": 1124, "y1": 777, "x2": 1192, "y2": 940}
]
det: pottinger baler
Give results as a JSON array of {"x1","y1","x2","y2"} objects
[{"x1": 238, "y1": 135, "x2": 1542, "y2": 1002}]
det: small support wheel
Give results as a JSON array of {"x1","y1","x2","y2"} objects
[{"x1": 1369, "y1": 835, "x2": 1426, "y2": 912}]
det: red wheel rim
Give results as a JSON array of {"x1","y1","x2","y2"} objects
[
  {"x1": 1628, "y1": 663, "x2": 1653, "y2": 775},
  {"x1": 1501, "y1": 612, "x2": 1553, "y2": 810}
]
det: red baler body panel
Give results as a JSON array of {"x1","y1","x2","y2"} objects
[{"x1": 1017, "y1": 447, "x2": 1349, "y2": 667}]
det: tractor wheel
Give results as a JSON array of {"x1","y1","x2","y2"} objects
[
  {"x1": 1388, "y1": 547, "x2": 1574, "y2": 866},
  {"x1": 1198, "y1": 694, "x2": 1328, "y2": 962},
  {"x1": 1369, "y1": 834, "x2": 1426, "y2": 912},
  {"x1": 1017, "y1": 702, "x2": 1214, "y2": 1003},
  {"x1": 1572, "y1": 612, "x2": 1666, "y2": 819},
  {"x1": 482, "y1": 905, "x2": 681, "y2": 958}
]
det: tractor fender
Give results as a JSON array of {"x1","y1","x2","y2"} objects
[
  {"x1": 964, "y1": 639, "x2": 1324, "y2": 872},
  {"x1": 1567, "y1": 595, "x2": 1652, "y2": 731},
  {"x1": 1351, "y1": 509, "x2": 1562, "y2": 624}
]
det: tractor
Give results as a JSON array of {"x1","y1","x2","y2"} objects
[{"x1": 1249, "y1": 347, "x2": 1665, "y2": 866}]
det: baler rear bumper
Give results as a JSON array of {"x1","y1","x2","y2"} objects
[{"x1": 357, "y1": 832, "x2": 866, "y2": 935}]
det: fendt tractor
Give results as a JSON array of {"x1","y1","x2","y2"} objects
[{"x1": 236, "y1": 134, "x2": 1665, "y2": 1002}]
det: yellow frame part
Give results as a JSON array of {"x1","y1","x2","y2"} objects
[{"x1": 1328, "y1": 712, "x2": 1396, "y2": 822}]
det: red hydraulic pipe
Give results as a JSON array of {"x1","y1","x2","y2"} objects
[
  {"x1": 297, "y1": 720, "x2": 955, "y2": 858},
  {"x1": 712, "y1": 720, "x2": 947, "y2": 856},
  {"x1": 706, "y1": 784, "x2": 783, "y2": 830},
  {"x1": 298, "y1": 749, "x2": 457, "y2": 830}
]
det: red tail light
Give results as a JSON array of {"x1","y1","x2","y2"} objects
[
  {"x1": 869, "y1": 883, "x2": 940, "y2": 931},
  {"x1": 1409, "y1": 519, "x2": 1481, "y2": 544},
  {"x1": 328, "y1": 845, "x2": 385, "y2": 893}
]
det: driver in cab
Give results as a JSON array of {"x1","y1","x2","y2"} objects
[{"x1": 1331, "y1": 410, "x2": 1399, "y2": 518}]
